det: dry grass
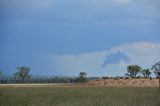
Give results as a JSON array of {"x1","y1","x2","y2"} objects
[
  {"x1": 88, "y1": 78, "x2": 159, "y2": 87},
  {"x1": 0, "y1": 85, "x2": 160, "y2": 106},
  {"x1": 0, "y1": 79, "x2": 160, "y2": 106}
]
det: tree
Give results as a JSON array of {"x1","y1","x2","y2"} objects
[
  {"x1": 13, "y1": 72, "x2": 20, "y2": 83},
  {"x1": 151, "y1": 62, "x2": 160, "y2": 78},
  {"x1": 126, "y1": 65, "x2": 142, "y2": 78},
  {"x1": 152, "y1": 62, "x2": 160, "y2": 92},
  {"x1": 141, "y1": 69, "x2": 151, "y2": 78},
  {"x1": 79, "y1": 72, "x2": 87, "y2": 83},
  {"x1": 0, "y1": 71, "x2": 2, "y2": 83},
  {"x1": 0, "y1": 71, "x2": 2, "y2": 78},
  {"x1": 16, "y1": 66, "x2": 31, "y2": 83}
]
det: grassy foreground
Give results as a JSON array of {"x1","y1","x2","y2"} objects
[{"x1": 0, "y1": 85, "x2": 160, "y2": 106}]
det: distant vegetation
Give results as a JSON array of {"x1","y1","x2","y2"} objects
[
  {"x1": 0, "y1": 71, "x2": 90, "y2": 84},
  {"x1": 125, "y1": 65, "x2": 152, "y2": 78},
  {"x1": 0, "y1": 62, "x2": 160, "y2": 84},
  {"x1": 126, "y1": 65, "x2": 142, "y2": 77},
  {"x1": 14, "y1": 66, "x2": 31, "y2": 83},
  {"x1": 78, "y1": 72, "x2": 87, "y2": 83},
  {"x1": 141, "y1": 69, "x2": 152, "y2": 78},
  {"x1": 152, "y1": 62, "x2": 160, "y2": 77},
  {"x1": 0, "y1": 71, "x2": 2, "y2": 81}
]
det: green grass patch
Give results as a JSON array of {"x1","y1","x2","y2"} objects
[{"x1": 0, "y1": 86, "x2": 160, "y2": 106}]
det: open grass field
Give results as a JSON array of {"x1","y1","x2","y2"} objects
[{"x1": 0, "y1": 84, "x2": 160, "y2": 106}]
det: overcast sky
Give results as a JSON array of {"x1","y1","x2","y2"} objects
[{"x1": 0, "y1": 0, "x2": 160, "y2": 76}]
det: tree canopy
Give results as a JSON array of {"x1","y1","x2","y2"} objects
[
  {"x1": 16, "y1": 66, "x2": 31, "y2": 83},
  {"x1": 151, "y1": 62, "x2": 160, "y2": 77},
  {"x1": 141, "y1": 69, "x2": 151, "y2": 78},
  {"x1": 126, "y1": 65, "x2": 142, "y2": 77},
  {"x1": 79, "y1": 72, "x2": 87, "y2": 83}
]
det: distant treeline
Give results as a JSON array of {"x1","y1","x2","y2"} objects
[
  {"x1": 0, "y1": 75, "x2": 155, "y2": 84},
  {"x1": 0, "y1": 62, "x2": 160, "y2": 84},
  {"x1": 0, "y1": 76, "x2": 100, "y2": 84}
]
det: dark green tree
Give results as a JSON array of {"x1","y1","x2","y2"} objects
[
  {"x1": 141, "y1": 69, "x2": 151, "y2": 78},
  {"x1": 0, "y1": 71, "x2": 1, "y2": 75},
  {"x1": 151, "y1": 62, "x2": 160, "y2": 78},
  {"x1": 126, "y1": 65, "x2": 142, "y2": 78},
  {"x1": 79, "y1": 72, "x2": 87, "y2": 83},
  {"x1": 16, "y1": 66, "x2": 31, "y2": 83},
  {"x1": 13, "y1": 72, "x2": 20, "y2": 83},
  {"x1": 0, "y1": 71, "x2": 2, "y2": 82}
]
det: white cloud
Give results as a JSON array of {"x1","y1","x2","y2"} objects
[
  {"x1": 115, "y1": 42, "x2": 160, "y2": 67},
  {"x1": 50, "y1": 42, "x2": 160, "y2": 76}
]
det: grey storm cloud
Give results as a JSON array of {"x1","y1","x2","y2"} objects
[{"x1": 102, "y1": 51, "x2": 130, "y2": 67}]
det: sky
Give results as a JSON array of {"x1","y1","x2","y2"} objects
[{"x1": 0, "y1": 0, "x2": 160, "y2": 77}]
